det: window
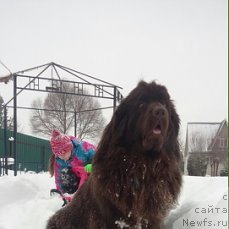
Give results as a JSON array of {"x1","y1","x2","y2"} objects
[{"x1": 219, "y1": 138, "x2": 227, "y2": 148}]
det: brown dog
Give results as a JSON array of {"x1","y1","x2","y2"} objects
[{"x1": 47, "y1": 81, "x2": 182, "y2": 229}]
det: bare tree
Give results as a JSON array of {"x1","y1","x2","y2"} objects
[
  {"x1": 0, "y1": 94, "x2": 16, "y2": 130},
  {"x1": 189, "y1": 133, "x2": 210, "y2": 152},
  {"x1": 30, "y1": 82, "x2": 106, "y2": 141},
  {"x1": 0, "y1": 95, "x2": 4, "y2": 128},
  {"x1": 187, "y1": 132, "x2": 212, "y2": 176}
]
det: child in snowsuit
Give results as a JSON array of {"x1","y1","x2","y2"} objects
[{"x1": 49, "y1": 129, "x2": 96, "y2": 202}]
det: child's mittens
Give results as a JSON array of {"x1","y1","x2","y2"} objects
[
  {"x1": 63, "y1": 194, "x2": 73, "y2": 202},
  {"x1": 84, "y1": 164, "x2": 92, "y2": 173}
]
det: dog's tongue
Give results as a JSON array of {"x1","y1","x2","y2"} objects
[
  {"x1": 153, "y1": 129, "x2": 161, "y2": 135},
  {"x1": 153, "y1": 124, "x2": 162, "y2": 135}
]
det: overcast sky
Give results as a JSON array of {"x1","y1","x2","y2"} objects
[{"x1": 0, "y1": 0, "x2": 227, "y2": 141}]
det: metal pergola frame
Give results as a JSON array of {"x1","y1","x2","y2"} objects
[{"x1": 1, "y1": 62, "x2": 123, "y2": 176}]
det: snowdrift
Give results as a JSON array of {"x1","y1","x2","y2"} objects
[{"x1": 0, "y1": 172, "x2": 227, "y2": 229}]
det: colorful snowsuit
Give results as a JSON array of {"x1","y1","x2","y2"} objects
[{"x1": 54, "y1": 137, "x2": 96, "y2": 196}]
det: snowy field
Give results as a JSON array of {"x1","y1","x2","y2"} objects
[{"x1": 0, "y1": 171, "x2": 227, "y2": 229}]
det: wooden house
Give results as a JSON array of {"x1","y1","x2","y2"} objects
[{"x1": 184, "y1": 120, "x2": 227, "y2": 176}]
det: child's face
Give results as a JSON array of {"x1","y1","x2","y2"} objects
[{"x1": 58, "y1": 150, "x2": 71, "y2": 161}]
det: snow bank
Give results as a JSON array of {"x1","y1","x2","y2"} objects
[
  {"x1": 165, "y1": 176, "x2": 228, "y2": 229},
  {"x1": 0, "y1": 172, "x2": 227, "y2": 229},
  {"x1": 0, "y1": 172, "x2": 62, "y2": 229}
]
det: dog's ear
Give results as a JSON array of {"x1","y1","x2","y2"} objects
[
  {"x1": 111, "y1": 103, "x2": 129, "y2": 143},
  {"x1": 96, "y1": 102, "x2": 129, "y2": 155},
  {"x1": 165, "y1": 100, "x2": 181, "y2": 160},
  {"x1": 169, "y1": 101, "x2": 180, "y2": 137}
]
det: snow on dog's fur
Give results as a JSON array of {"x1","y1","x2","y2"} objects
[{"x1": 47, "y1": 81, "x2": 182, "y2": 229}]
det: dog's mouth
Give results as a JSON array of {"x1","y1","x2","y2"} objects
[
  {"x1": 152, "y1": 122, "x2": 163, "y2": 135},
  {"x1": 142, "y1": 119, "x2": 168, "y2": 151},
  {"x1": 150, "y1": 119, "x2": 167, "y2": 138}
]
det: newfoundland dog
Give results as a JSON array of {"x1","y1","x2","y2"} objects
[{"x1": 47, "y1": 81, "x2": 182, "y2": 229}]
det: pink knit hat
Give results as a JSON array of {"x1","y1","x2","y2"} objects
[{"x1": 50, "y1": 129, "x2": 73, "y2": 157}]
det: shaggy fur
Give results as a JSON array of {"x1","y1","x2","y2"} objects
[{"x1": 47, "y1": 81, "x2": 182, "y2": 229}]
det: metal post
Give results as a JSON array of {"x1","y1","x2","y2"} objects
[
  {"x1": 9, "y1": 139, "x2": 12, "y2": 157},
  {"x1": 13, "y1": 74, "x2": 17, "y2": 176},
  {"x1": 9, "y1": 137, "x2": 14, "y2": 170},
  {"x1": 3, "y1": 105, "x2": 8, "y2": 175},
  {"x1": 41, "y1": 145, "x2": 45, "y2": 172},
  {"x1": 74, "y1": 111, "x2": 77, "y2": 137}
]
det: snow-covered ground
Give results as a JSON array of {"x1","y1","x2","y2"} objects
[{"x1": 0, "y1": 171, "x2": 227, "y2": 229}]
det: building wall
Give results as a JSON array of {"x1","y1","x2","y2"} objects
[
  {"x1": 0, "y1": 129, "x2": 52, "y2": 173},
  {"x1": 209, "y1": 122, "x2": 227, "y2": 176},
  {"x1": 206, "y1": 161, "x2": 225, "y2": 176},
  {"x1": 184, "y1": 121, "x2": 228, "y2": 176}
]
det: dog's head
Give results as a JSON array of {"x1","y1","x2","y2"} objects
[{"x1": 106, "y1": 81, "x2": 180, "y2": 157}]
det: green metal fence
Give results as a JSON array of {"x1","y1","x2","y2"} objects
[{"x1": 0, "y1": 129, "x2": 52, "y2": 174}]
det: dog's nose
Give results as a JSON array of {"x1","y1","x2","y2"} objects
[{"x1": 153, "y1": 105, "x2": 167, "y2": 118}]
